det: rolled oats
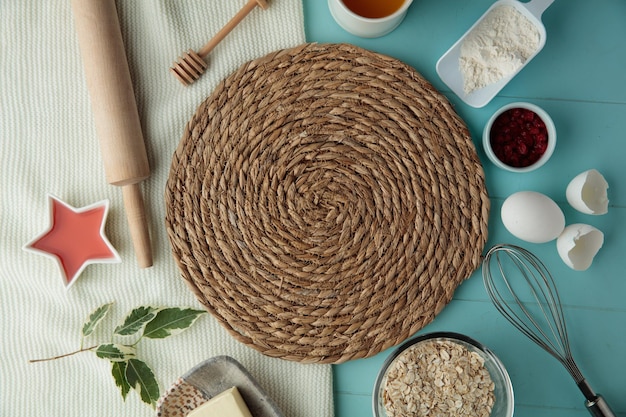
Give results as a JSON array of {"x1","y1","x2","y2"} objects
[{"x1": 382, "y1": 340, "x2": 495, "y2": 417}]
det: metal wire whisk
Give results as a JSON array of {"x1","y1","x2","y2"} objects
[{"x1": 482, "y1": 244, "x2": 615, "y2": 417}]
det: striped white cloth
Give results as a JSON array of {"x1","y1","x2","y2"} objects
[{"x1": 0, "y1": 1, "x2": 333, "y2": 416}]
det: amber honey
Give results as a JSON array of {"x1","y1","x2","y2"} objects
[{"x1": 341, "y1": 0, "x2": 406, "y2": 19}]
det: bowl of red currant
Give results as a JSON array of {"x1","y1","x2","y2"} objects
[{"x1": 483, "y1": 102, "x2": 556, "y2": 173}]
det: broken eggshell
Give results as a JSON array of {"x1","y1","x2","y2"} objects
[
  {"x1": 556, "y1": 224, "x2": 604, "y2": 271},
  {"x1": 566, "y1": 169, "x2": 609, "y2": 215}
]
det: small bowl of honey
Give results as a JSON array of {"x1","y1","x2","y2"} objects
[{"x1": 328, "y1": 0, "x2": 413, "y2": 38}]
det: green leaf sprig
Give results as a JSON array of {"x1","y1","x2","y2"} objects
[{"x1": 30, "y1": 303, "x2": 206, "y2": 408}]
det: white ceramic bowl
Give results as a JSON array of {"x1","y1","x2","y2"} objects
[
  {"x1": 373, "y1": 332, "x2": 514, "y2": 417},
  {"x1": 327, "y1": 0, "x2": 413, "y2": 38},
  {"x1": 483, "y1": 102, "x2": 556, "y2": 173}
]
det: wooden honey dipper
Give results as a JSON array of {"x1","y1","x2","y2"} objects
[
  {"x1": 71, "y1": 0, "x2": 153, "y2": 268},
  {"x1": 171, "y1": 0, "x2": 269, "y2": 85}
]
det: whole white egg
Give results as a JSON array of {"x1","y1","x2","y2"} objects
[{"x1": 501, "y1": 191, "x2": 565, "y2": 243}]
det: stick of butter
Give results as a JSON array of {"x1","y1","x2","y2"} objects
[{"x1": 188, "y1": 387, "x2": 253, "y2": 417}]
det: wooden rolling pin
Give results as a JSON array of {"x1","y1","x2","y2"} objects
[{"x1": 71, "y1": 0, "x2": 152, "y2": 268}]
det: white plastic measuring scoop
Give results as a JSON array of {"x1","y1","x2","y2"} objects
[{"x1": 436, "y1": 0, "x2": 555, "y2": 108}]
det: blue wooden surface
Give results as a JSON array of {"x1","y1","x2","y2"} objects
[{"x1": 302, "y1": 1, "x2": 626, "y2": 416}]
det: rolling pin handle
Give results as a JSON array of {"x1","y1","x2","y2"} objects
[{"x1": 122, "y1": 183, "x2": 153, "y2": 268}]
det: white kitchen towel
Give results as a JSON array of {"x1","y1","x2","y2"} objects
[{"x1": 0, "y1": 1, "x2": 334, "y2": 416}]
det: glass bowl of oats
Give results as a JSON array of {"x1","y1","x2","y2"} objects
[{"x1": 373, "y1": 332, "x2": 514, "y2": 417}]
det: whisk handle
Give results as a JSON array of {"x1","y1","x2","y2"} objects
[{"x1": 586, "y1": 395, "x2": 616, "y2": 417}]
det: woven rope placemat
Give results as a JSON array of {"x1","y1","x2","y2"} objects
[{"x1": 165, "y1": 43, "x2": 489, "y2": 364}]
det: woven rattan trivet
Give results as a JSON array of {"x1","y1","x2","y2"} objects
[{"x1": 165, "y1": 43, "x2": 489, "y2": 364}]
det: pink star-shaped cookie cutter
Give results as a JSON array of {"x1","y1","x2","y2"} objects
[{"x1": 23, "y1": 195, "x2": 121, "y2": 288}]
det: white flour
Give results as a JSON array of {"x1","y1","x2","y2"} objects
[{"x1": 459, "y1": 5, "x2": 540, "y2": 94}]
